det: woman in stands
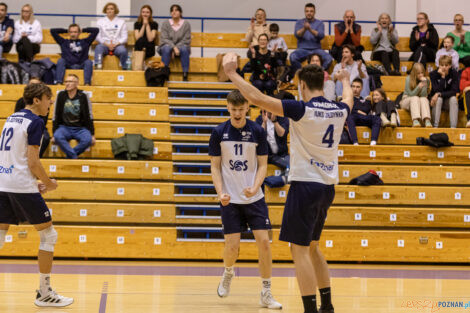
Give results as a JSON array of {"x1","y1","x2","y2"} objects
[
  {"x1": 242, "y1": 8, "x2": 270, "y2": 75},
  {"x1": 134, "y1": 5, "x2": 158, "y2": 59},
  {"x1": 95, "y1": 2, "x2": 128, "y2": 69},
  {"x1": 158, "y1": 4, "x2": 191, "y2": 81},
  {"x1": 13, "y1": 4, "x2": 42, "y2": 62},
  {"x1": 308, "y1": 53, "x2": 335, "y2": 101},
  {"x1": 248, "y1": 33, "x2": 278, "y2": 96},
  {"x1": 400, "y1": 63, "x2": 432, "y2": 127},
  {"x1": 447, "y1": 14, "x2": 470, "y2": 68},
  {"x1": 409, "y1": 12, "x2": 439, "y2": 66},
  {"x1": 370, "y1": 13, "x2": 400, "y2": 76},
  {"x1": 372, "y1": 88, "x2": 397, "y2": 127}
]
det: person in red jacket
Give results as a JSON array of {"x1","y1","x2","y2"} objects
[
  {"x1": 330, "y1": 10, "x2": 364, "y2": 62},
  {"x1": 460, "y1": 66, "x2": 470, "y2": 127}
]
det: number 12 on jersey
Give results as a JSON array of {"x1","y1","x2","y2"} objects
[
  {"x1": 322, "y1": 124, "x2": 334, "y2": 148},
  {"x1": 0, "y1": 128, "x2": 14, "y2": 151},
  {"x1": 234, "y1": 143, "x2": 243, "y2": 155}
]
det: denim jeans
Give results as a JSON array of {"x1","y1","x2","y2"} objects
[
  {"x1": 95, "y1": 44, "x2": 128, "y2": 68},
  {"x1": 53, "y1": 125, "x2": 92, "y2": 159},
  {"x1": 56, "y1": 58, "x2": 93, "y2": 85},
  {"x1": 159, "y1": 44, "x2": 190, "y2": 72}
]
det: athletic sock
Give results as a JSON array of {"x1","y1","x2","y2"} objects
[
  {"x1": 261, "y1": 278, "x2": 271, "y2": 292},
  {"x1": 224, "y1": 266, "x2": 234, "y2": 274},
  {"x1": 39, "y1": 273, "x2": 51, "y2": 294},
  {"x1": 319, "y1": 287, "x2": 333, "y2": 309},
  {"x1": 301, "y1": 294, "x2": 318, "y2": 313}
]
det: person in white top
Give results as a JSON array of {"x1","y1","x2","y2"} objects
[
  {"x1": 223, "y1": 52, "x2": 353, "y2": 313},
  {"x1": 13, "y1": 4, "x2": 42, "y2": 62},
  {"x1": 95, "y1": 2, "x2": 128, "y2": 69},
  {"x1": 435, "y1": 35, "x2": 460, "y2": 71}
]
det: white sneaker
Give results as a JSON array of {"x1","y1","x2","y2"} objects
[
  {"x1": 34, "y1": 288, "x2": 74, "y2": 307},
  {"x1": 217, "y1": 270, "x2": 234, "y2": 298},
  {"x1": 466, "y1": 120, "x2": 470, "y2": 128},
  {"x1": 370, "y1": 140, "x2": 377, "y2": 146},
  {"x1": 260, "y1": 289, "x2": 282, "y2": 309}
]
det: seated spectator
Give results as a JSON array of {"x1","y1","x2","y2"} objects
[
  {"x1": 52, "y1": 74, "x2": 95, "y2": 159},
  {"x1": 268, "y1": 23, "x2": 287, "y2": 65},
  {"x1": 0, "y1": 2, "x2": 14, "y2": 56},
  {"x1": 14, "y1": 77, "x2": 50, "y2": 157},
  {"x1": 435, "y1": 36, "x2": 459, "y2": 71},
  {"x1": 400, "y1": 63, "x2": 432, "y2": 127},
  {"x1": 332, "y1": 44, "x2": 369, "y2": 98},
  {"x1": 330, "y1": 10, "x2": 364, "y2": 62},
  {"x1": 308, "y1": 53, "x2": 335, "y2": 101},
  {"x1": 248, "y1": 34, "x2": 278, "y2": 95},
  {"x1": 409, "y1": 12, "x2": 439, "y2": 66},
  {"x1": 372, "y1": 88, "x2": 397, "y2": 127},
  {"x1": 370, "y1": 13, "x2": 400, "y2": 76},
  {"x1": 430, "y1": 55, "x2": 459, "y2": 128},
  {"x1": 447, "y1": 14, "x2": 470, "y2": 68},
  {"x1": 12, "y1": 4, "x2": 42, "y2": 63},
  {"x1": 51, "y1": 24, "x2": 98, "y2": 85},
  {"x1": 290, "y1": 3, "x2": 332, "y2": 72},
  {"x1": 95, "y1": 2, "x2": 128, "y2": 69},
  {"x1": 460, "y1": 65, "x2": 470, "y2": 127},
  {"x1": 158, "y1": 4, "x2": 191, "y2": 81},
  {"x1": 134, "y1": 5, "x2": 158, "y2": 59},
  {"x1": 346, "y1": 78, "x2": 381, "y2": 146}
]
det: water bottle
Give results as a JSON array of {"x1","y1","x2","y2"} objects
[
  {"x1": 95, "y1": 53, "x2": 102, "y2": 69},
  {"x1": 126, "y1": 54, "x2": 132, "y2": 71}
]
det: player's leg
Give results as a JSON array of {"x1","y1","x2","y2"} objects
[
  {"x1": 218, "y1": 232, "x2": 240, "y2": 298},
  {"x1": 0, "y1": 192, "x2": 14, "y2": 249},
  {"x1": 291, "y1": 243, "x2": 318, "y2": 312},
  {"x1": 310, "y1": 241, "x2": 334, "y2": 313}
]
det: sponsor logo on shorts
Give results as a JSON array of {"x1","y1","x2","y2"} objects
[
  {"x1": 229, "y1": 160, "x2": 248, "y2": 171},
  {"x1": 266, "y1": 219, "x2": 270, "y2": 225},
  {"x1": 0, "y1": 165, "x2": 14, "y2": 174}
]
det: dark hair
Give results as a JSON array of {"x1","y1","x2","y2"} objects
[
  {"x1": 305, "y1": 3, "x2": 315, "y2": 9},
  {"x1": 258, "y1": 33, "x2": 269, "y2": 41},
  {"x1": 102, "y1": 2, "x2": 119, "y2": 15},
  {"x1": 0, "y1": 2, "x2": 7, "y2": 10},
  {"x1": 68, "y1": 23, "x2": 81, "y2": 32},
  {"x1": 137, "y1": 5, "x2": 154, "y2": 24},
  {"x1": 307, "y1": 53, "x2": 323, "y2": 65},
  {"x1": 373, "y1": 88, "x2": 387, "y2": 103},
  {"x1": 298, "y1": 64, "x2": 324, "y2": 91},
  {"x1": 351, "y1": 78, "x2": 363, "y2": 86},
  {"x1": 342, "y1": 44, "x2": 356, "y2": 55},
  {"x1": 170, "y1": 4, "x2": 182, "y2": 16},
  {"x1": 269, "y1": 23, "x2": 279, "y2": 32},
  {"x1": 23, "y1": 82, "x2": 52, "y2": 105},
  {"x1": 226, "y1": 90, "x2": 248, "y2": 106},
  {"x1": 439, "y1": 35, "x2": 455, "y2": 49}
]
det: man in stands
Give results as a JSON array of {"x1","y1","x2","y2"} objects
[
  {"x1": 290, "y1": 3, "x2": 332, "y2": 73},
  {"x1": 0, "y1": 2, "x2": 14, "y2": 56},
  {"x1": 51, "y1": 24, "x2": 98, "y2": 85},
  {"x1": 330, "y1": 10, "x2": 364, "y2": 62}
]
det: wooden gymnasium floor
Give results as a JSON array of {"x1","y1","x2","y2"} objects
[{"x1": 1, "y1": 260, "x2": 470, "y2": 313}]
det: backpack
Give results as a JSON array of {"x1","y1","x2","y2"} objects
[
  {"x1": 145, "y1": 66, "x2": 170, "y2": 87},
  {"x1": 0, "y1": 60, "x2": 29, "y2": 84}
]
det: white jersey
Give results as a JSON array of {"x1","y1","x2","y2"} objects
[
  {"x1": 0, "y1": 109, "x2": 44, "y2": 193},
  {"x1": 209, "y1": 119, "x2": 268, "y2": 204},
  {"x1": 282, "y1": 97, "x2": 350, "y2": 184},
  {"x1": 96, "y1": 16, "x2": 128, "y2": 45}
]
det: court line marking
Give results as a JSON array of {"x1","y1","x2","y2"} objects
[{"x1": 98, "y1": 281, "x2": 108, "y2": 313}]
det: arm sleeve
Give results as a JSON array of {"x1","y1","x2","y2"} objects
[
  {"x1": 419, "y1": 79, "x2": 430, "y2": 97},
  {"x1": 29, "y1": 20, "x2": 43, "y2": 43},
  {"x1": 351, "y1": 25, "x2": 362, "y2": 46},
  {"x1": 12, "y1": 21, "x2": 20, "y2": 43},
  {"x1": 452, "y1": 51, "x2": 460, "y2": 70},
  {"x1": 390, "y1": 29, "x2": 399, "y2": 45},
  {"x1": 315, "y1": 21, "x2": 325, "y2": 40},
  {"x1": 96, "y1": 20, "x2": 105, "y2": 44},
  {"x1": 369, "y1": 29, "x2": 380, "y2": 45},
  {"x1": 50, "y1": 28, "x2": 66, "y2": 44},
  {"x1": 256, "y1": 128, "x2": 269, "y2": 155},
  {"x1": 118, "y1": 21, "x2": 128, "y2": 45},
  {"x1": 282, "y1": 100, "x2": 306, "y2": 122},
  {"x1": 208, "y1": 129, "x2": 221, "y2": 156},
  {"x1": 294, "y1": 20, "x2": 303, "y2": 39},
  {"x1": 440, "y1": 70, "x2": 460, "y2": 98},
  {"x1": 334, "y1": 24, "x2": 346, "y2": 47},
  {"x1": 429, "y1": 29, "x2": 439, "y2": 50},
  {"x1": 159, "y1": 23, "x2": 175, "y2": 48},
  {"x1": 27, "y1": 118, "x2": 45, "y2": 146},
  {"x1": 177, "y1": 22, "x2": 192, "y2": 47},
  {"x1": 405, "y1": 76, "x2": 419, "y2": 96},
  {"x1": 83, "y1": 27, "x2": 99, "y2": 44},
  {"x1": 84, "y1": 93, "x2": 95, "y2": 135},
  {"x1": 460, "y1": 69, "x2": 470, "y2": 93},
  {"x1": 279, "y1": 117, "x2": 289, "y2": 137},
  {"x1": 52, "y1": 96, "x2": 59, "y2": 134},
  {"x1": 409, "y1": 29, "x2": 418, "y2": 51}
]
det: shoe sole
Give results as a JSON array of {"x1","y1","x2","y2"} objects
[
  {"x1": 217, "y1": 285, "x2": 228, "y2": 298},
  {"x1": 34, "y1": 299, "x2": 74, "y2": 307},
  {"x1": 259, "y1": 301, "x2": 282, "y2": 309}
]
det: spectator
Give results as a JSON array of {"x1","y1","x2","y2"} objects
[
  {"x1": 0, "y1": 2, "x2": 14, "y2": 56},
  {"x1": 372, "y1": 88, "x2": 397, "y2": 127},
  {"x1": 158, "y1": 4, "x2": 191, "y2": 81},
  {"x1": 248, "y1": 34, "x2": 278, "y2": 95},
  {"x1": 430, "y1": 55, "x2": 459, "y2": 128},
  {"x1": 12, "y1": 4, "x2": 42, "y2": 63},
  {"x1": 14, "y1": 77, "x2": 50, "y2": 157},
  {"x1": 268, "y1": 23, "x2": 288, "y2": 65},
  {"x1": 370, "y1": 13, "x2": 400, "y2": 76},
  {"x1": 51, "y1": 24, "x2": 98, "y2": 85},
  {"x1": 330, "y1": 10, "x2": 364, "y2": 62},
  {"x1": 246, "y1": 8, "x2": 270, "y2": 47},
  {"x1": 435, "y1": 36, "x2": 460, "y2": 71},
  {"x1": 332, "y1": 44, "x2": 369, "y2": 98},
  {"x1": 409, "y1": 12, "x2": 439, "y2": 66},
  {"x1": 460, "y1": 65, "x2": 470, "y2": 127},
  {"x1": 308, "y1": 53, "x2": 335, "y2": 101},
  {"x1": 95, "y1": 2, "x2": 128, "y2": 69},
  {"x1": 447, "y1": 14, "x2": 470, "y2": 68},
  {"x1": 346, "y1": 78, "x2": 381, "y2": 146},
  {"x1": 52, "y1": 74, "x2": 95, "y2": 159},
  {"x1": 400, "y1": 62, "x2": 432, "y2": 127},
  {"x1": 290, "y1": 3, "x2": 332, "y2": 72},
  {"x1": 134, "y1": 5, "x2": 158, "y2": 59}
]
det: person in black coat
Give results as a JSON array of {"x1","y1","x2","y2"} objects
[{"x1": 409, "y1": 12, "x2": 439, "y2": 66}]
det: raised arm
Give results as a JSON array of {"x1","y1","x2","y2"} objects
[
  {"x1": 50, "y1": 28, "x2": 67, "y2": 44},
  {"x1": 337, "y1": 70, "x2": 353, "y2": 111}
]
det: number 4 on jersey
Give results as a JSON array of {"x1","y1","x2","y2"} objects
[{"x1": 322, "y1": 124, "x2": 334, "y2": 148}]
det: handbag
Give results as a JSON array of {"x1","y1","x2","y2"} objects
[{"x1": 132, "y1": 50, "x2": 146, "y2": 71}]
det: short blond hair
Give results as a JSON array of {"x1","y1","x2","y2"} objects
[
  {"x1": 438, "y1": 55, "x2": 452, "y2": 66},
  {"x1": 103, "y1": 2, "x2": 119, "y2": 15}
]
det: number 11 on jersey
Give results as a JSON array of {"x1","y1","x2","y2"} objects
[{"x1": 234, "y1": 143, "x2": 243, "y2": 155}]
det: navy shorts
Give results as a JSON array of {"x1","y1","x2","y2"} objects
[
  {"x1": 279, "y1": 181, "x2": 335, "y2": 246},
  {"x1": 220, "y1": 197, "x2": 272, "y2": 235},
  {"x1": 0, "y1": 192, "x2": 52, "y2": 225}
]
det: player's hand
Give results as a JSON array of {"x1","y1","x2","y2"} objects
[
  {"x1": 336, "y1": 69, "x2": 351, "y2": 83},
  {"x1": 38, "y1": 183, "x2": 47, "y2": 194},
  {"x1": 261, "y1": 110, "x2": 268, "y2": 123},
  {"x1": 219, "y1": 193, "x2": 230, "y2": 206},
  {"x1": 270, "y1": 113, "x2": 277, "y2": 122},
  {"x1": 243, "y1": 187, "x2": 257, "y2": 198},
  {"x1": 44, "y1": 179, "x2": 58, "y2": 193},
  {"x1": 223, "y1": 53, "x2": 238, "y2": 76}
]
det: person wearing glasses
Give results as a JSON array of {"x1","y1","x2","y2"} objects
[
  {"x1": 447, "y1": 14, "x2": 470, "y2": 68},
  {"x1": 13, "y1": 4, "x2": 42, "y2": 62},
  {"x1": 409, "y1": 12, "x2": 439, "y2": 66}
]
